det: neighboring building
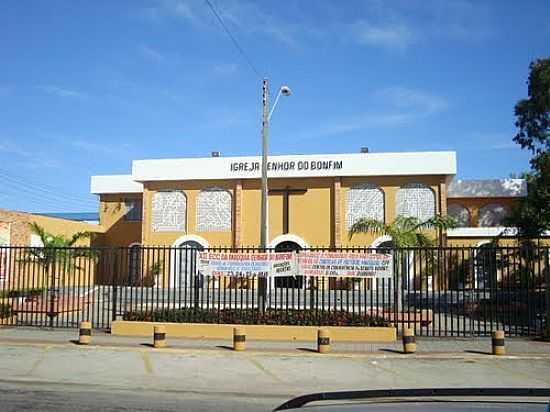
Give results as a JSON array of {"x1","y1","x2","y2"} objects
[
  {"x1": 89, "y1": 150, "x2": 547, "y2": 251},
  {"x1": 446, "y1": 179, "x2": 528, "y2": 246},
  {"x1": 0, "y1": 208, "x2": 104, "y2": 247}
]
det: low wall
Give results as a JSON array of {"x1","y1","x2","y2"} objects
[{"x1": 111, "y1": 321, "x2": 396, "y2": 342}]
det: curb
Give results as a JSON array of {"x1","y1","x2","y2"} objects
[{"x1": 1, "y1": 339, "x2": 549, "y2": 361}]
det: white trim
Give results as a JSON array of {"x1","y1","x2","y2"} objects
[
  {"x1": 128, "y1": 242, "x2": 141, "y2": 248},
  {"x1": 90, "y1": 174, "x2": 143, "y2": 194},
  {"x1": 268, "y1": 234, "x2": 309, "y2": 249},
  {"x1": 370, "y1": 235, "x2": 393, "y2": 248},
  {"x1": 474, "y1": 240, "x2": 494, "y2": 289},
  {"x1": 171, "y1": 234, "x2": 209, "y2": 248},
  {"x1": 132, "y1": 151, "x2": 457, "y2": 182},
  {"x1": 169, "y1": 235, "x2": 210, "y2": 290},
  {"x1": 447, "y1": 227, "x2": 518, "y2": 237}
]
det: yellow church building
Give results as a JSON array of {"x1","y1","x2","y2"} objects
[{"x1": 90, "y1": 150, "x2": 536, "y2": 251}]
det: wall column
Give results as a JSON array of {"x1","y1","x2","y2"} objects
[
  {"x1": 439, "y1": 182, "x2": 447, "y2": 246},
  {"x1": 141, "y1": 188, "x2": 149, "y2": 245},
  {"x1": 233, "y1": 180, "x2": 243, "y2": 248},
  {"x1": 333, "y1": 177, "x2": 342, "y2": 248}
]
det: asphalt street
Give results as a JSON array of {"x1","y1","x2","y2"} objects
[{"x1": 0, "y1": 341, "x2": 550, "y2": 411}]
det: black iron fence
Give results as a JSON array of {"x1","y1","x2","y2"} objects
[{"x1": 0, "y1": 245, "x2": 548, "y2": 337}]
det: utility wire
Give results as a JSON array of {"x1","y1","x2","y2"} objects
[
  {"x1": 204, "y1": 0, "x2": 263, "y2": 79},
  {"x1": 0, "y1": 168, "x2": 96, "y2": 207}
]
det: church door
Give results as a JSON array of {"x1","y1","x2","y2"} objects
[{"x1": 273, "y1": 241, "x2": 303, "y2": 288}]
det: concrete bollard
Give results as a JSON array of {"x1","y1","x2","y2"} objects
[
  {"x1": 233, "y1": 327, "x2": 246, "y2": 351},
  {"x1": 317, "y1": 328, "x2": 330, "y2": 354},
  {"x1": 153, "y1": 325, "x2": 167, "y2": 348},
  {"x1": 492, "y1": 330, "x2": 505, "y2": 356},
  {"x1": 402, "y1": 327, "x2": 416, "y2": 354},
  {"x1": 79, "y1": 321, "x2": 92, "y2": 345}
]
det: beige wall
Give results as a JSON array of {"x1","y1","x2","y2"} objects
[
  {"x1": 133, "y1": 175, "x2": 447, "y2": 248},
  {"x1": 0, "y1": 208, "x2": 103, "y2": 247},
  {"x1": 448, "y1": 197, "x2": 520, "y2": 227},
  {"x1": 97, "y1": 193, "x2": 142, "y2": 247}
]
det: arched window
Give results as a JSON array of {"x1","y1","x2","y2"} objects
[
  {"x1": 478, "y1": 204, "x2": 510, "y2": 227},
  {"x1": 448, "y1": 204, "x2": 471, "y2": 227},
  {"x1": 152, "y1": 191, "x2": 187, "y2": 232},
  {"x1": 396, "y1": 183, "x2": 436, "y2": 221},
  {"x1": 345, "y1": 184, "x2": 385, "y2": 228},
  {"x1": 196, "y1": 188, "x2": 232, "y2": 232}
]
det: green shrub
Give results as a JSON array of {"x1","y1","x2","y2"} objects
[
  {"x1": 0, "y1": 288, "x2": 45, "y2": 299},
  {"x1": 123, "y1": 308, "x2": 390, "y2": 327},
  {"x1": 0, "y1": 304, "x2": 12, "y2": 319}
]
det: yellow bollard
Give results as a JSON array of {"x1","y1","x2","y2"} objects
[
  {"x1": 402, "y1": 327, "x2": 416, "y2": 354},
  {"x1": 317, "y1": 328, "x2": 330, "y2": 354},
  {"x1": 79, "y1": 321, "x2": 92, "y2": 345},
  {"x1": 492, "y1": 330, "x2": 505, "y2": 356},
  {"x1": 233, "y1": 327, "x2": 246, "y2": 351},
  {"x1": 153, "y1": 325, "x2": 167, "y2": 348}
]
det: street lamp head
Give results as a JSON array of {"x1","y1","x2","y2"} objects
[{"x1": 280, "y1": 85, "x2": 292, "y2": 96}]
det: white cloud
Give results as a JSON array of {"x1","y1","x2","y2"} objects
[
  {"x1": 142, "y1": 0, "x2": 302, "y2": 48},
  {"x1": 0, "y1": 141, "x2": 34, "y2": 158},
  {"x1": 138, "y1": 45, "x2": 167, "y2": 63},
  {"x1": 212, "y1": 62, "x2": 239, "y2": 75},
  {"x1": 352, "y1": 20, "x2": 414, "y2": 50},
  {"x1": 375, "y1": 87, "x2": 449, "y2": 115},
  {"x1": 0, "y1": 141, "x2": 60, "y2": 169},
  {"x1": 293, "y1": 87, "x2": 448, "y2": 140},
  {"x1": 349, "y1": 0, "x2": 493, "y2": 51},
  {"x1": 72, "y1": 139, "x2": 132, "y2": 157},
  {"x1": 38, "y1": 85, "x2": 86, "y2": 99}
]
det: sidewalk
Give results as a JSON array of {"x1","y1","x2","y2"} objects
[
  {"x1": 1, "y1": 326, "x2": 550, "y2": 357},
  {"x1": 1, "y1": 327, "x2": 550, "y2": 411}
]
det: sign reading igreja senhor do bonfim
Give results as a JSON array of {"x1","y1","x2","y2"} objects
[
  {"x1": 229, "y1": 159, "x2": 344, "y2": 172},
  {"x1": 198, "y1": 251, "x2": 392, "y2": 278}
]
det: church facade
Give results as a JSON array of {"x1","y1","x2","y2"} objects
[{"x1": 90, "y1": 150, "x2": 540, "y2": 251}]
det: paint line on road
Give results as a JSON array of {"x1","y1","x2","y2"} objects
[
  {"x1": 25, "y1": 345, "x2": 50, "y2": 376},
  {"x1": 141, "y1": 351, "x2": 154, "y2": 375},
  {"x1": 490, "y1": 360, "x2": 550, "y2": 385},
  {"x1": 248, "y1": 357, "x2": 284, "y2": 384}
]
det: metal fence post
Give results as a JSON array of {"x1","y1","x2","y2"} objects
[{"x1": 111, "y1": 248, "x2": 119, "y2": 323}]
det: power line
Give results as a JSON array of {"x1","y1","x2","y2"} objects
[
  {"x1": 204, "y1": 0, "x2": 263, "y2": 79},
  {"x1": 0, "y1": 168, "x2": 96, "y2": 207}
]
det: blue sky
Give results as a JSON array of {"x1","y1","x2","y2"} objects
[{"x1": 1, "y1": 0, "x2": 549, "y2": 213}]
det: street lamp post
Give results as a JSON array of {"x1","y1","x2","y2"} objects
[{"x1": 258, "y1": 78, "x2": 291, "y2": 311}]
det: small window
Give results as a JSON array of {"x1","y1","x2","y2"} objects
[{"x1": 124, "y1": 199, "x2": 142, "y2": 222}]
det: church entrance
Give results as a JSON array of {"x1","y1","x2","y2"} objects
[
  {"x1": 273, "y1": 240, "x2": 303, "y2": 288},
  {"x1": 176, "y1": 240, "x2": 205, "y2": 289}
]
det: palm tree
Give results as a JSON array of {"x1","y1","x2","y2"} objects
[
  {"x1": 349, "y1": 215, "x2": 456, "y2": 247},
  {"x1": 349, "y1": 215, "x2": 456, "y2": 311},
  {"x1": 26, "y1": 223, "x2": 94, "y2": 326}
]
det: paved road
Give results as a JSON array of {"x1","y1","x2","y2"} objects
[
  {"x1": 0, "y1": 381, "x2": 275, "y2": 412},
  {"x1": 1, "y1": 336, "x2": 550, "y2": 411}
]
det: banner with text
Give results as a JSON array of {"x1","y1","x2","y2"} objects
[
  {"x1": 297, "y1": 252, "x2": 393, "y2": 278},
  {"x1": 198, "y1": 252, "x2": 295, "y2": 278}
]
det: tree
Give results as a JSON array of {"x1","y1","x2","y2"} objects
[
  {"x1": 26, "y1": 223, "x2": 93, "y2": 326},
  {"x1": 509, "y1": 58, "x2": 550, "y2": 236},
  {"x1": 349, "y1": 215, "x2": 457, "y2": 247},
  {"x1": 511, "y1": 57, "x2": 550, "y2": 339},
  {"x1": 349, "y1": 215, "x2": 456, "y2": 311},
  {"x1": 514, "y1": 58, "x2": 550, "y2": 163}
]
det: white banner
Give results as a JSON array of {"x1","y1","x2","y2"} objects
[
  {"x1": 198, "y1": 252, "x2": 295, "y2": 278},
  {"x1": 297, "y1": 251, "x2": 393, "y2": 278}
]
